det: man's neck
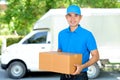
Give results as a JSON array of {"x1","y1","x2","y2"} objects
[{"x1": 70, "y1": 26, "x2": 78, "y2": 32}]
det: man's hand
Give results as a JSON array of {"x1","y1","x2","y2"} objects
[
  {"x1": 71, "y1": 50, "x2": 99, "y2": 75},
  {"x1": 71, "y1": 64, "x2": 83, "y2": 75}
]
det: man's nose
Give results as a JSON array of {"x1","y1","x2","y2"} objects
[{"x1": 71, "y1": 16, "x2": 75, "y2": 20}]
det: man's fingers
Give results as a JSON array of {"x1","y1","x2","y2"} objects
[{"x1": 71, "y1": 64, "x2": 80, "y2": 75}]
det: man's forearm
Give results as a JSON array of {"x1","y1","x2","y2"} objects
[{"x1": 81, "y1": 50, "x2": 99, "y2": 69}]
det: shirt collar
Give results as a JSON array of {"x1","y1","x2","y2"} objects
[{"x1": 66, "y1": 24, "x2": 81, "y2": 33}]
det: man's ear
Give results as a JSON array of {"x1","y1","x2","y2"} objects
[
  {"x1": 78, "y1": 15, "x2": 82, "y2": 21},
  {"x1": 65, "y1": 15, "x2": 68, "y2": 19},
  {"x1": 80, "y1": 15, "x2": 83, "y2": 19}
]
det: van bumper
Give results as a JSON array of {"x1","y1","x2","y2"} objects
[{"x1": 1, "y1": 63, "x2": 7, "y2": 70}]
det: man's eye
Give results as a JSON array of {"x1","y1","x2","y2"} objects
[
  {"x1": 75, "y1": 14, "x2": 79, "y2": 17},
  {"x1": 68, "y1": 14, "x2": 71, "y2": 16}
]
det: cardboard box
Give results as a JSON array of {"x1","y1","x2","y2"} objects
[{"x1": 39, "y1": 52, "x2": 82, "y2": 74}]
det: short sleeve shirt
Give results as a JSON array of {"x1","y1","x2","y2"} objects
[{"x1": 58, "y1": 25, "x2": 97, "y2": 72}]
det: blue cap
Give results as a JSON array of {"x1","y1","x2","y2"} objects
[{"x1": 67, "y1": 5, "x2": 81, "y2": 15}]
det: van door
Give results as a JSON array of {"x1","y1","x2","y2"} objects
[{"x1": 20, "y1": 31, "x2": 51, "y2": 71}]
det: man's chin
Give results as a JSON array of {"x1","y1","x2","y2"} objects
[{"x1": 70, "y1": 24, "x2": 78, "y2": 27}]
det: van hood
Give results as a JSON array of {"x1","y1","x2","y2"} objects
[
  {"x1": 7, "y1": 43, "x2": 18, "y2": 49},
  {"x1": 6, "y1": 43, "x2": 18, "y2": 52}
]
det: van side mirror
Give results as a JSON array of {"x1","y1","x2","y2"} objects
[{"x1": 47, "y1": 41, "x2": 51, "y2": 44}]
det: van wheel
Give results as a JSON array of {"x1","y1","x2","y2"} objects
[
  {"x1": 87, "y1": 63, "x2": 100, "y2": 79},
  {"x1": 7, "y1": 61, "x2": 27, "y2": 79}
]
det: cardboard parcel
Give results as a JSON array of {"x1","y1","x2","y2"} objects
[{"x1": 39, "y1": 51, "x2": 82, "y2": 74}]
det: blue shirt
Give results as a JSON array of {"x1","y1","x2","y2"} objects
[{"x1": 58, "y1": 25, "x2": 97, "y2": 72}]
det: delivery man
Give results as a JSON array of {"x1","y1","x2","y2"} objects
[{"x1": 58, "y1": 5, "x2": 99, "y2": 80}]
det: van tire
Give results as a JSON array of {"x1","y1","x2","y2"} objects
[
  {"x1": 87, "y1": 63, "x2": 100, "y2": 79},
  {"x1": 7, "y1": 61, "x2": 27, "y2": 79}
]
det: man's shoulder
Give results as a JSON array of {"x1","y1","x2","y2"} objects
[{"x1": 80, "y1": 26, "x2": 92, "y2": 34}]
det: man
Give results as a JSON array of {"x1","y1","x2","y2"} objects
[{"x1": 58, "y1": 5, "x2": 99, "y2": 80}]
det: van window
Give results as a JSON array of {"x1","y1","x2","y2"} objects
[{"x1": 23, "y1": 32, "x2": 47, "y2": 44}]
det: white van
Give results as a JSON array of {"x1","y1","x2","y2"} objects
[{"x1": 1, "y1": 8, "x2": 120, "y2": 79}]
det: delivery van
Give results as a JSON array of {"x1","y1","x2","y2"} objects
[{"x1": 1, "y1": 8, "x2": 120, "y2": 79}]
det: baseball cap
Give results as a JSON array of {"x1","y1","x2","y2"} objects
[{"x1": 67, "y1": 5, "x2": 81, "y2": 15}]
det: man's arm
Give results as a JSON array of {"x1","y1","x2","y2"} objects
[{"x1": 72, "y1": 49, "x2": 99, "y2": 75}]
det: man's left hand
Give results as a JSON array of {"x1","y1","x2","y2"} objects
[{"x1": 71, "y1": 64, "x2": 84, "y2": 75}]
